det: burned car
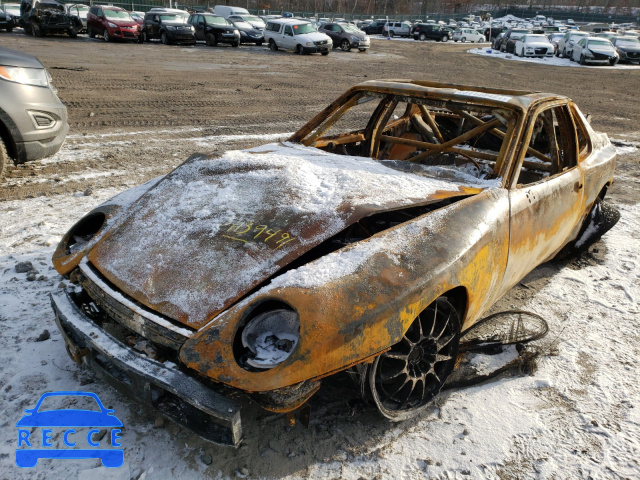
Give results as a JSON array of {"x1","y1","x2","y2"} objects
[
  {"x1": 51, "y1": 80, "x2": 617, "y2": 446},
  {"x1": 19, "y1": 0, "x2": 82, "y2": 37}
]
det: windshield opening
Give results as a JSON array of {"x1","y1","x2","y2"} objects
[{"x1": 295, "y1": 92, "x2": 518, "y2": 186}]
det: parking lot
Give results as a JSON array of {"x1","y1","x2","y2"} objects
[{"x1": 1, "y1": 31, "x2": 640, "y2": 479}]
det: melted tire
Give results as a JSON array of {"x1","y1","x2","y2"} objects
[
  {"x1": 368, "y1": 297, "x2": 461, "y2": 421},
  {"x1": 558, "y1": 199, "x2": 620, "y2": 258}
]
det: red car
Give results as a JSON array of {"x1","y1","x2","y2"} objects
[{"x1": 87, "y1": 5, "x2": 141, "y2": 42}]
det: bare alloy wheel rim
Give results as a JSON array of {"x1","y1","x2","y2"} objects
[
  {"x1": 341, "y1": 39, "x2": 350, "y2": 51},
  {"x1": 369, "y1": 297, "x2": 460, "y2": 421}
]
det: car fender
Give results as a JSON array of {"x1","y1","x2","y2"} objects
[{"x1": 179, "y1": 189, "x2": 511, "y2": 392}]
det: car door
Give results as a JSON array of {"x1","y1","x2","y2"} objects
[
  {"x1": 502, "y1": 102, "x2": 586, "y2": 290},
  {"x1": 281, "y1": 24, "x2": 294, "y2": 49},
  {"x1": 191, "y1": 14, "x2": 204, "y2": 40},
  {"x1": 573, "y1": 38, "x2": 586, "y2": 61},
  {"x1": 322, "y1": 23, "x2": 337, "y2": 43}
]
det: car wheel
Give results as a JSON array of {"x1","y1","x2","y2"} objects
[
  {"x1": 580, "y1": 54, "x2": 585, "y2": 65},
  {"x1": 88, "y1": 26, "x2": 95, "y2": 38},
  {"x1": 441, "y1": 35, "x2": 448, "y2": 42},
  {"x1": 419, "y1": 33, "x2": 426, "y2": 41},
  {"x1": 31, "y1": 21, "x2": 42, "y2": 37},
  {"x1": 295, "y1": 44, "x2": 304, "y2": 55},
  {"x1": 321, "y1": 51, "x2": 329, "y2": 56},
  {"x1": 340, "y1": 39, "x2": 351, "y2": 51},
  {"x1": 103, "y1": 29, "x2": 110, "y2": 42},
  {"x1": 68, "y1": 28, "x2": 77, "y2": 38},
  {"x1": 368, "y1": 296, "x2": 461, "y2": 421},
  {"x1": 358, "y1": 48, "x2": 366, "y2": 52},
  {"x1": 461, "y1": 37, "x2": 466, "y2": 42},
  {"x1": 0, "y1": 138, "x2": 8, "y2": 180},
  {"x1": 268, "y1": 39, "x2": 278, "y2": 51},
  {"x1": 161, "y1": 32, "x2": 169, "y2": 45},
  {"x1": 232, "y1": 41, "x2": 239, "y2": 47},
  {"x1": 137, "y1": 33, "x2": 143, "y2": 44},
  {"x1": 205, "y1": 33, "x2": 215, "y2": 46},
  {"x1": 389, "y1": 31, "x2": 395, "y2": 37}
]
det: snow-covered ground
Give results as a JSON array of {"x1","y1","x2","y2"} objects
[
  {"x1": 0, "y1": 137, "x2": 639, "y2": 479},
  {"x1": 469, "y1": 47, "x2": 640, "y2": 69}
]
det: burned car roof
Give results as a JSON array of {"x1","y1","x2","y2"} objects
[{"x1": 51, "y1": 80, "x2": 617, "y2": 446}]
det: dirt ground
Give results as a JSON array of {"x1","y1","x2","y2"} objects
[
  {"x1": 1, "y1": 34, "x2": 639, "y2": 201},
  {"x1": 1, "y1": 33, "x2": 640, "y2": 479}
]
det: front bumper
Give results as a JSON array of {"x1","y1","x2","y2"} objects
[
  {"x1": 303, "y1": 44, "x2": 331, "y2": 54},
  {"x1": 51, "y1": 289, "x2": 243, "y2": 447},
  {"x1": 218, "y1": 32, "x2": 241, "y2": 44},
  {"x1": 109, "y1": 27, "x2": 140, "y2": 40},
  {"x1": 166, "y1": 30, "x2": 196, "y2": 43}
]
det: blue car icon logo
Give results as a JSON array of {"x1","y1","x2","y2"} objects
[{"x1": 16, "y1": 391, "x2": 123, "y2": 468}]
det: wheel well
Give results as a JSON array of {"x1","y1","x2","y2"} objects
[
  {"x1": 440, "y1": 286, "x2": 468, "y2": 329},
  {"x1": 0, "y1": 118, "x2": 17, "y2": 162},
  {"x1": 598, "y1": 184, "x2": 608, "y2": 200}
]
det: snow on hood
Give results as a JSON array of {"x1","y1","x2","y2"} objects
[{"x1": 89, "y1": 142, "x2": 497, "y2": 329}]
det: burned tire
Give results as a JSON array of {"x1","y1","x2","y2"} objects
[
  {"x1": 558, "y1": 199, "x2": 620, "y2": 258},
  {"x1": 268, "y1": 39, "x2": 278, "y2": 51},
  {"x1": 368, "y1": 296, "x2": 461, "y2": 421},
  {"x1": 340, "y1": 39, "x2": 351, "y2": 51},
  {"x1": 0, "y1": 138, "x2": 8, "y2": 180},
  {"x1": 68, "y1": 28, "x2": 77, "y2": 38}
]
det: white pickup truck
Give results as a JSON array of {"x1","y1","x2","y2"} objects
[{"x1": 264, "y1": 18, "x2": 332, "y2": 55}]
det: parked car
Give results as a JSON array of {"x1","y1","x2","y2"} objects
[
  {"x1": 500, "y1": 28, "x2": 530, "y2": 53},
  {"x1": 227, "y1": 13, "x2": 264, "y2": 30},
  {"x1": 492, "y1": 31, "x2": 506, "y2": 49},
  {"x1": 556, "y1": 30, "x2": 589, "y2": 57},
  {"x1": 0, "y1": 47, "x2": 68, "y2": 179},
  {"x1": 87, "y1": 6, "x2": 141, "y2": 42},
  {"x1": 548, "y1": 32, "x2": 564, "y2": 53},
  {"x1": 0, "y1": 8, "x2": 15, "y2": 31},
  {"x1": 611, "y1": 36, "x2": 640, "y2": 63},
  {"x1": 319, "y1": 22, "x2": 369, "y2": 51},
  {"x1": 514, "y1": 33, "x2": 554, "y2": 57},
  {"x1": 213, "y1": 5, "x2": 248, "y2": 18},
  {"x1": 452, "y1": 28, "x2": 485, "y2": 43},
  {"x1": 188, "y1": 13, "x2": 239, "y2": 47},
  {"x1": 129, "y1": 10, "x2": 144, "y2": 25},
  {"x1": 382, "y1": 20, "x2": 411, "y2": 37},
  {"x1": 141, "y1": 9, "x2": 195, "y2": 45},
  {"x1": 229, "y1": 18, "x2": 261, "y2": 45},
  {"x1": 594, "y1": 31, "x2": 618, "y2": 41},
  {"x1": 572, "y1": 37, "x2": 619, "y2": 65},
  {"x1": 361, "y1": 19, "x2": 386, "y2": 35},
  {"x1": 1, "y1": 2, "x2": 20, "y2": 17},
  {"x1": 484, "y1": 26, "x2": 505, "y2": 41},
  {"x1": 65, "y1": 3, "x2": 88, "y2": 32},
  {"x1": 51, "y1": 79, "x2": 617, "y2": 446},
  {"x1": 18, "y1": 0, "x2": 82, "y2": 37},
  {"x1": 412, "y1": 23, "x2": 452, "y2": 42},
  {"x1": 264, "y1": 18, "x2": 331, "y2": 55}
]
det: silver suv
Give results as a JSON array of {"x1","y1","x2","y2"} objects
[{"x1": 0, "y1": 47, "x2": 68, "y2": 179}]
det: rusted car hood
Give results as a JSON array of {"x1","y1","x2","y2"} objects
[{"x1": 89, "y1": 142, "x2": 497, "y2": 329}]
